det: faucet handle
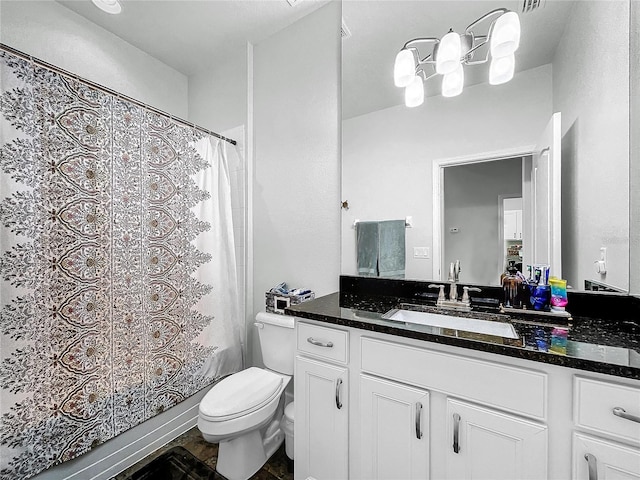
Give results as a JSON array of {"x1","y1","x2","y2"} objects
[
  {"x1": 461, "y1": 286, "x2": 481, "y2": 304},
  {"x1": 428, "y1": 284, "x2": 446, "y2": 302}
]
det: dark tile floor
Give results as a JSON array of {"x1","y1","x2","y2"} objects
[{"x1": 112, "y1": 426, "x2": 293, "y2": 480}]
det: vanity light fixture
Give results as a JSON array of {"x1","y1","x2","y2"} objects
[
  {"x1": 393, "y1": 9, "x2": 521, "y2": 107},
  {"x1": 91, "y1": 0, "x2": 122, "y2": 14}
]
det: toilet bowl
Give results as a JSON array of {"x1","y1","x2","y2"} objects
[{"x1": 197, "y1": 312, "x2": 295, "y2": 480}]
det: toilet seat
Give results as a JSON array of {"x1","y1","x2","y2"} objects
[{"x1": 200, "y1": 367, "x2": 283, "y2": 422}]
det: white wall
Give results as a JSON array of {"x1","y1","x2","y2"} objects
[
  {"x1": 444, "y1": 159, "x2": 522, "y2": 286},
  {"x1": 189, "y1": 49, "x2": 248, "y2": 134},
  {"x1": 553, "y1": 0, "x2": 629, "y2": 291},
  {"x1": 252, "y1": 1, "x2": 341, "y2": 365},
  {"x1": 342, "y1": 64, "x2": 552, "y2": 281},
  {"x1": 0, "y1": 0, "x2": 188, "y2": 117}
]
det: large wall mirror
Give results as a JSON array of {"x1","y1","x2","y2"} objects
[{"x1": 341, "y1": 0, "x2": 632, "y2": 293}]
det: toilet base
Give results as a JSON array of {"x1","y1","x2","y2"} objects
[
  {"x1": 215, "y1": 420, "x2": 285, "y2": 480},
  {"x1": 216, "y1": 429, "x2": 266, "y2": 480}
]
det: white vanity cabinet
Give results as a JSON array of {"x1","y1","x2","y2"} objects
[
  {"x1": 359, "y1": 374, "x2": 430, "y2": 480},
  {"x1": 358, "y1": 335, "x2": 548, "y2": 480},
  {"x1": 445, "y1": 398, "x2": 548, "y2": 480},
  {"x1": 573, "y1": 433, "x2": 640, "y2": 480},
  {"x1": 571, "y1": 377, "x2": 640, "y2": 479},
  {"x1": 294, "y1": 323, "x2": 349, "y2": 480},
  {"x1": 293, "y1": 317, "x2": 640, "y2": 480}
]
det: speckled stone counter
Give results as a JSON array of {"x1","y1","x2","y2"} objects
[{"x1": 285, "y1": 278, "x2": 640, "y2": 380}]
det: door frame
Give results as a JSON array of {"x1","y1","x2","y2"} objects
[
  {"x1": 432, "y1": 145, "x2": 534, "y2": 281},
  {"x1": 498, "y1": 194, "x2": 524, "y2": 279}
]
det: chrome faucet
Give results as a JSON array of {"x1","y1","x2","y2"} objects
[
  {"x1": 448, "y1": 260, "x2": 461, "y2": 301},
  {"x1": 428, "y1": 261, "x2": 481, "y2": 312}
]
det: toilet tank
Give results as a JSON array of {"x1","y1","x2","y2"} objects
[{"x1": 256, "y1": 312, "x2": 295, "y2": 375}]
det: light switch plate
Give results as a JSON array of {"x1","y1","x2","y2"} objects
[{"x1": 414, "y1": 247, "x2": 430, "y2": 259}]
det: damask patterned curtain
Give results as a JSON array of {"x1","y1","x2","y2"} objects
[{"x1": 0, "y1": 49, "x2": 243, "y2": 479}]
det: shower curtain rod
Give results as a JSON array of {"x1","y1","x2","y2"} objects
[{"x1": 0, "y1": 43, "x2": 237, "y2": 146}]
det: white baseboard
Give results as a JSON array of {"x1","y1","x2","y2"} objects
[{"x1": 32, "y1": 388, "x2": 209, "y2": 480}]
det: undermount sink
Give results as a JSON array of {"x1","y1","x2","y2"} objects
[{"x1": 382, "y1": 308, "x2": 519, "y2": 339}]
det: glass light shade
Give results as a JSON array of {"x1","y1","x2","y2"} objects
[
  {"x1": 489, "y1": 53, "x2": 515, "y2": 85},
  {"x1": 490, "y1": 11, "x2": 520, "y2": 58},
  {"x1": 405, "y1": 76, "x2": 424, "y2": 107},
  {"x1": 442, "y1": 64, "x2": 464, "y2": 97},
  {"x1": 394, "y1": 49, "x2": 416, "y2": 88},
  {"x1": 91, "y1": 0, "x2": 122, "y2": 14},
  {"x1": 435, "y1": 31, "x2": 462, "y2": 75}
]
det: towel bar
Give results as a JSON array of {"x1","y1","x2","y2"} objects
[{"x1": 353, "y1": 217, "x2": 413, "y2": 228}]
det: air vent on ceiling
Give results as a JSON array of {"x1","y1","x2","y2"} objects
[
  {"x1": 341, "y1": 18, "x2": 352, "y2": 39},
  {"x1": 522, "y1": 0, "x2": 545, "y2": 13}
]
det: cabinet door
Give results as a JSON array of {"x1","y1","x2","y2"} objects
[
  {"x1": 504, "y1": 210, "x2": 518, "y2": 240},
  {"x1": 294, "y1": 355, "x2": 348, "y2": 480},
  {"x1": 504, "y1": 210, "x2": 523, "y2": 240},
  {"x1": 360, "y1": 374, "x2": 429, "y2": 480},
  {"x1": 445, "y1": 398, "x2": 548, "y2": 480},
  {"x1": 516, "y1": 210, "x2": 523, "y2": 239},
  {"x1": 573, "y1": 432, "x2": 640, "y2": 479}
]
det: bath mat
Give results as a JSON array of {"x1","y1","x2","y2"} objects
[{"x1": 124, "y1": 446, "x2": 217, "y2": 480}]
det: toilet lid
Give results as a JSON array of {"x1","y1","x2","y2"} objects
[{"x1": 200, "y1": 367, "x2": 283, "y2": 421}]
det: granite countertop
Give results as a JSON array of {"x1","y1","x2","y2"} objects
[{"x1": 286, "y1": 291, "x2": 640, "y2": 380}]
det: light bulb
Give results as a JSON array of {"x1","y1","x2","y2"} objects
[
  {"x1": 435, "y1": 31, "x2": 462, "y2": 75},
  {"x1": 91, "y1": 0, "x2": 122, "y2": 14},
  {"x1": 490, "y1": 11, "x2": 520, "y2": 58},
  {"x1": 489, "y1": 53, "x2": 515, "y2": 85},
  {"x1": 405, "y1": 76, "x2": 424, "y2": 107},
  {"x1": 442, "y1": 63, "x2": 464, "y2": 97},
  {"x1": 394, "y1": 49, "x2": 416, "y2": 88}
]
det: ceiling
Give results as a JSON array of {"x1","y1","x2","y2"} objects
[
  {"x1": 57, "y1": 0, "x2": 330, "y2": 75},
  {"x1": 342, "y1": 0, "x2": 576, "y2": 119}
]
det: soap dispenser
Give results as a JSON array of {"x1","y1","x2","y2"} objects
[{"x1": 501, "y1": 261, "x2": 523, "y2": 308}]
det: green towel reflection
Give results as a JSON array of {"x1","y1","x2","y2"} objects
[{"x1": 356, "y1": 220, "x2": 406, "y2": 278}]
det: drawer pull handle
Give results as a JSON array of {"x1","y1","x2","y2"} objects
[
  {"x1": 307, "y1": 337, "x2": 334, "y2": 348},
  {"x1": 584, "y1": 453, "x2": 598, "y2": 480},
  {"x1": 453, "y1": 413, "x2": 461, "y2": 454},
  {"x1": 612, "y1": 407, "x2": 640, "y2": 424},
  {"x1": 415, "y1": 402, "x2": 423, "y2": 439},
  {"x1": 335, "y1": 378, "x2": 343, "y2": 409}
]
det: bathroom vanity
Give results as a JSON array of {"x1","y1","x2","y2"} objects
[{"x1": 287, "y1": 277, "x2": 640, "y2": 480}]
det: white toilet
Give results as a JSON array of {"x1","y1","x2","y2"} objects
[{"x1": 198, "y1": 312, "x2": 295, "y2": 480}]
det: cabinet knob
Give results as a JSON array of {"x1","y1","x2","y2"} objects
[
  {"x1": 452, "y1": 413, "x2": 461, "y2": 454},
  {"x1": 415, "y1": 402, "x2": 423, "y2": 439},
  {"x1": 584, "y1": 453, "x2": 598, "y2": 480},
  {"x1": 307, "y1": 337, "x2": 333, "y2": 348},
  {"x1": 612, "y1": 406, "x2": 640, "y2": 424}
]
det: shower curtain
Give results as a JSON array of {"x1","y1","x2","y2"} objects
[{"x1": 0, "y1": 49, "x2": 243, "y2": 479}]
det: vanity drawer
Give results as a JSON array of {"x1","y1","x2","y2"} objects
[
  {"x1": 297, "y1": 321, "x2": 349, "y2": 364},
  {"x1": 574, "y1": 376, "x2": 640, "y2": 444},
  {"x1": 361, "y1": 337, "x2": 547, "y2": 420}
]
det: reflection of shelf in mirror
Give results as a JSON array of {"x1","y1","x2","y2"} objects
[{"x1": 500, "y1": 305, "x2": 572, "y2": 320}]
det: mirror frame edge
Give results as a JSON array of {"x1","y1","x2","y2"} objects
[{"x1": 630, "y1": 0, "x2": 640, "y2": 296}]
